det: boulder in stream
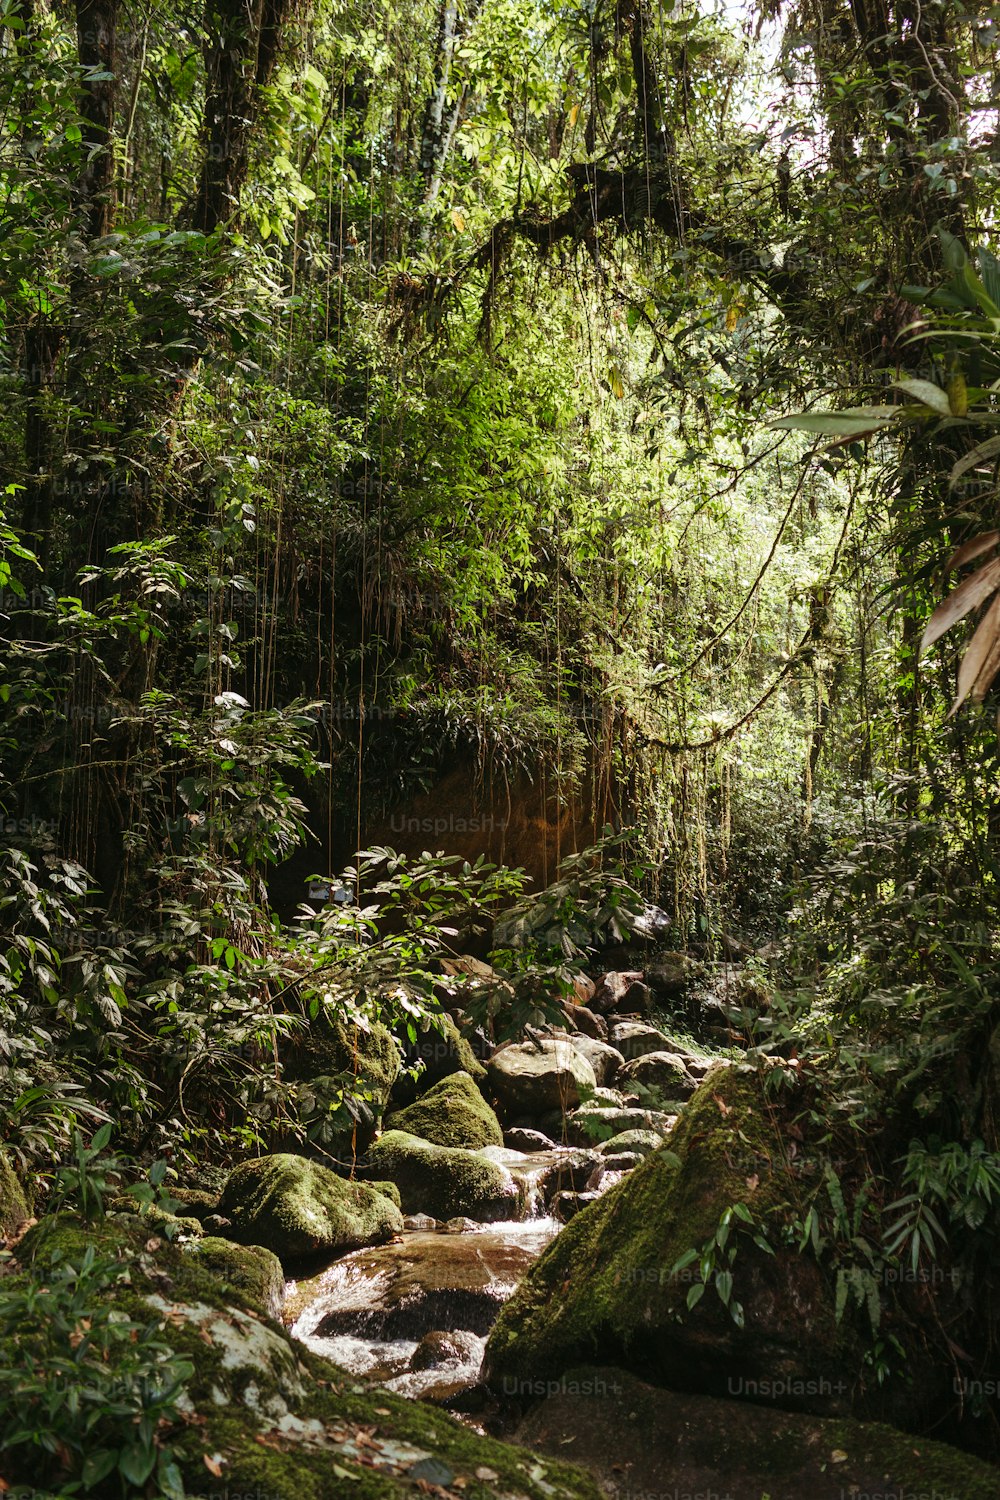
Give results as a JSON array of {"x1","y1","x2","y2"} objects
[
  {"x1": 384, "y1": 1069, "x2": 503, "y2": 1149},
  {"x1": 617, "y1": 1049, "x2": 697, "y2": 1097},
  {"x1": 488, "y1": 1037, "x2": 597, "y2": 1117},
  {"x1": 218, "y1": 1153, "x2": 403, "y2": 1263},
  {"x1": 567, "y1": 1034, "x2": 623, "y2": 1087},
  {"x1": 485, "y1": 1064, "x2": 861, "y2": 1414},
  {"x1": 367, "y1": 1129, "x2": 521, "y2": 1221}
]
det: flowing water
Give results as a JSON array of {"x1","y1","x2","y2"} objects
[{"x1": 287, "y1": 1218, "x2": 561, "y2": 1401}]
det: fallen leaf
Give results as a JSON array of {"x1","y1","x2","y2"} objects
[
  {"x1": 475, "y1": 1468, "x2": 499, "y2": 1481},
  {"x1": 203, "y1": 1454, "x2": 224, "y2": 1477},
  {"x1": 830, "y1": 1449, "x2": 848, "y2": 1463}
]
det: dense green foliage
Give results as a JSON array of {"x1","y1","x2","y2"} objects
[{"x1": 4, "y1": 0, "x2": 1000, "y2": 1485}]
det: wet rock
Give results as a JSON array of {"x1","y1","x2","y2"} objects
[
  {"x1": 385, "y1": 1070, "x2": 503, "y2": 1150},
  {"x1": 617, "y1": 1050, "x2": 697, "y2": 1097},
  {"x1": 444, "y1": 1216, "x2": 480, "y2": 1233},
  {"x1": 515, "y1": 1365, "x2": 1000, "y2": 1500},
  {"x1": 551, "y1": 1190, "x2": 601, "y2": 1223},
  {"x1": 13, "y1": 1214, "x2": 597, "y2": 1500},
  {"x1": 568, "y1": 1034, "x2": 623, "y2": 1087},
  {"x1": 367, "y1": 1130, "x2": 521, "y2": 1222},
  {"x1": 218, "y1": 1154, "x2": 403, "y2": 1264},
  {"x1": 504, "y1": 1127, "x2": 558, "y2": 1153},
  {"x1": 488, "y1": 1038, "x2": 597, "y2": 1118},
  {"x1": 536, "y1": 1151, "x2": 603, "y2": 1203},
  {"x1": 410, "y1": 1328, "x2": 484, "y2": 1372},
  {"x1": 587, "y1": 1152, "x2": 643, "y2": 1183},
  {"x1": 295, "y1": 1223, "x2": 559, "y2": 1342},
  {"x1": 404, "y1": 1213, "x2": 438, "y2": 1231}
]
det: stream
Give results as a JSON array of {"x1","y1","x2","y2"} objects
[{"x1": 282, "y1": 1146, "x2": 617, "y2": 1410}]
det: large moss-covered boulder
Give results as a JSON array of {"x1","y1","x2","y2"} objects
[
  {"x1": 367, "y1": 1130, "x2": 521, "y2": 1221},
  {"x1": 516, "y1": 1365, "x2": 1000, "y2": 1500},
  {"x1": 10, "y1": 1214, "x2": 601, "y2": 1500},
  {"x1": 385, "y1": 1070, "x2": 503, "y2": 1149},
  {"x1": 284, "y1": 1012, "x2": 401, "y2": 1150},
  {"x1": 485, "y1": 1065, "x2": 861, "y2": 1414},
  {"x1": 188, "y1": 1235, "x2": 285, "y2": 1319},
  {"x1": 488, "y1": 1038, "x2": 597, "y2": 1118},
  {"x1": 392, "y1": 1013, "x2": 488, "y2": 1105},
  {"x1": 0, "y1": 1150, "x2": 31, "y2": 1236},
  {"x1": 219, "y1": 1153, "x2": 403, "y2": 1263}
]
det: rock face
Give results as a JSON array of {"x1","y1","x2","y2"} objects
[
  {"x1": 385, "y1": 1070, "x2": 503, "y2": 1150},
  {"x1": 12, "y1": 1214, "x2": 600, "y2": 1500},
  {"x1": 367, "y1": 1130, "x2": 521, "y2": 1222},
  {"x1": 488, "y1": 1038, "x2": 597, "y2": 1117},
  {"x1": 218, "y1": 1154, "x2": 403, "y2": 1263},
  {"x1": 484, "y1": 1065, "x2": 863, "y2": 1415},
  {"x1": 515, "y1": 1365, "x2": 1000, "y2": 1500}
]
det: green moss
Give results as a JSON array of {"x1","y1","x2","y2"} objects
[
  {"x1": 188, "y1": 1236, "x2": 285, "y2": 1318},
  {"x1": 368, "y1": 1130, "x2": 520, "y2": 1221},
  {"x1": 485, "y1": 1064, "x2": 858, "y2": 1404},
  {"x1": 219, "y1": 1153, "x2": 404, "y2": 1263},
  {"x1": 368, "y1": 1178, "x2": 402, "y2": 1209},
  {"x1": 0, "y1": 1150, "x2": 31, "y2": 1235},
  {"x1": 169, "y1": 1185, "x2": 220, "y2": 1218},
  {"x1": 385, "y1": 1070, "x2": 503, "y2": 1149},
  {"x1": 9, "y1": 1211, "x2": 601, "y2": 1500},
  {"x1": 286, "y1": 1013, "x2": 402, "y2": 1110},
  {"x1": 106, "y1": 1196, "x2": 204, "y2": 1236}
]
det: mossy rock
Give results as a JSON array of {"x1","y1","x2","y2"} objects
[
  {"x1": 369, "y1": 1178, "x2": 402, "y2": 1209},
  {"x1": 393, "y1": 1013, "x2": 487, "y2": 1105},
  {"x1": 515, "y1": 1364, "x2": 1000, "y2": 1500},
  {"x1": 284, "y1": 1011, "x2": 401, "y2": 1142},
  {"x1": 385, "y1": 1071, "x2": 503, "y2": 1149},
  {"x1": 0, "y1": 1150, "x2": 31, "y2": 1236},
  {"x1": 595, "y1": 1129, "x2": 665, "y2": 1157},
  {"x1": 219, "y1": 1153, "x2": 403, "y2": 1263},
  {"x1": 188, "y1": 1235, "x2": 285, "y2": 1319},
  {"x1": 168, "y1": 1185, "x2": 220, "y2": 1219},
  {"x1": 10, "y1": 1212, "x2": 600, "y2": 1500},
  {"x1": 367, "y1": 1130, "x2": 521, "y2": 1221},
  {"x1": 485, "y1": 1064, "x2": 863, "y2": 1413},
  {"x1": 107, "y1": 1195, "x2": 205, "y2": 1237}
]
